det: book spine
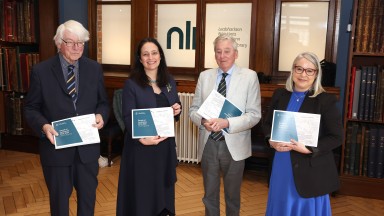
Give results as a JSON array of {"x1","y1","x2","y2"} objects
[
  {"x1": 362, "y1": 127, "x2": 370, "y2": 176},
  {"x1": 354, "y1": 126, "x2": 363, "y2": 175},
  {"x1": 360, "y1": 0, "x2": 374, "y2": 53},
  {"x1": 344, "y1": 123, "x2": 353, "y2": 174},
  {"x1": 368, "y1": 127, "x2": 378, "y2": 178},
  {"x1": 358, "y1": 66, "x2": 368, "y2": 120},
  {"x1": 369, "y1": 66, "x2": 377, "y2": 121},
  {"x1": 374, "y1": 0, "x2": 384, "y2": 53},
  {"x1": 364, "y1": 66, "x2": 373, "y2": 120},
  {"x1": 352, "y1": 68, "x2": 362, "y2": 119},
  {"x1": 374, "y1": 65, "x2": 382, "y2": 121},
  {"x1": 368, "y1": 0, "x2": 380, "y2": 53},
  {"x1": 354, "y1": 0, "x2": 366, "y2": 52},
  {"x1": 348, "y1": 66, "x2": 357, "y2": 119},
  {"x1": 376, "y1": 127, "x2": 384, "y2": 178},
  {"x1": 349, "y1": 123, "x2": 360, "y2": 174}
]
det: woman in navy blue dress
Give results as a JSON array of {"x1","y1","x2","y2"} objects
[
  {"x1": 116, "y1": 38, "x2": 181, "y2": 216},
  {"x1": 263, "y1": 52, "x2": 342, "y2": 216}
]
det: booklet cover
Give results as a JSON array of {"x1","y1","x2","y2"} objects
[
  {"x1": 132, "y1": 107, "x2": 174, "y2": 138},
  {"x1": 270, "y1": 110, "x2": 321, "y2": 147},
  {"x1": 52, "y1": 114, "x2": 100, "y2": 149},
  {"x1": 197, "y1": 90, "x2": 243, "y2": 133}
]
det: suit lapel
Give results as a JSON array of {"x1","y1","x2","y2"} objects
[
  {"x1": 207, "y1": 69, "x2": 217, "y2": 95},
  {"x1": 51, "y1": 55, "x2": 68, "y2": 95},
  {"x1": 227, "y1": 65, "x2": 241, "y2": 99}
]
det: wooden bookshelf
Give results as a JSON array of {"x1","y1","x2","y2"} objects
[
  {"x1": 0, "y1": 0, "x2": 58, "y2": 151},
  {"x1": 339, "y1": 0, "x2": 384, "y2": 200}
]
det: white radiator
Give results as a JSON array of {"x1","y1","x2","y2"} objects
[{"x1": 175, "y1": 93, "x2": 199, "y2": 163}]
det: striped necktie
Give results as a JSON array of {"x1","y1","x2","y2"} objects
[
  {"x1": 211, "y1": 73, "x2": 228, "y2": 141},
  {"x1": 67, "y1": 65, "x2": 77, "y2": 102}
]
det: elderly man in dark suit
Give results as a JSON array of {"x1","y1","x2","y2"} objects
[{"x1": 24, "y1": 20, "x2": 109, "y2": 216}]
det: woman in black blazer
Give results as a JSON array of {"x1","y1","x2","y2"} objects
[
  {"x1": 263, "y1": 52, "x2": 343, "y2": 216},
  {"x1": 116, "y1": 38, "x2": 182, "y2": 216}
]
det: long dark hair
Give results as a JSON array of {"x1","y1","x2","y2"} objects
[{"x1": 130, "y1": 38, "x2": 170, "y2": 87}]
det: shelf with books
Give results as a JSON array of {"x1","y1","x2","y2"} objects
[
  {"x1": 0, "y1": 0, "x2": 58, "y2": 153},
  {"x1": 340, "y1": 0, "x2": 384, "y2": 200},
  {"x1": 0, "y1": 0, "x2": 40, "y2": 137}
]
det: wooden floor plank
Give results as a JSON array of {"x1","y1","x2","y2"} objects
[
  {"x1": 12, "y1": 191, "x2": 27, "y2": 209},
  {"x1": 22, "y1": 187, "x2": 36, "y2": 206},
  {"x1": 3, "y1": 196, "x2": 17, "y2": 214},
  {"x1": 1, "y1": 149, "x2": 384, "y2": 215}
]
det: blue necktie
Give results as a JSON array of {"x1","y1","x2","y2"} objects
[
  {"x1": 67, "y1": 65, "x2": 77, "y2": 102},
  {"x1": 211, "y1": 73, "x2": 228, "y2": 141}
]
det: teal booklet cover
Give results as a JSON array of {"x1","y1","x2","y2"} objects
[
  {"x1": 219, "y1": 100, "x2": 243, "y2": 133},
  {"x1": 132, "y1": 109, "x2": 158, "y2": 138},
  {"x1": 270, "y1": 110, "x2": 320, "y2": 147},
  {"x1": 52, "y1": 114, "x2": 100, "y2": 149},
  {"x1": 53, "y1": 119, "x2": 83, "y2": 147},
  {"x1": 197, "y1": 90, "x2": 243, "y2": 134},
  {"x1": 132, "y1": 107, "x2": 174, "y2": 138}
]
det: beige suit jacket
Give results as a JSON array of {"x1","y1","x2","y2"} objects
[{"x1": 189, "y1": 65, "x2": 261, "y2": 161}]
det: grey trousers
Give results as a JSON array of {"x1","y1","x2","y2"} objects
[{"x1": 201, "y1": 138, "x2": 245, "y2": 216}]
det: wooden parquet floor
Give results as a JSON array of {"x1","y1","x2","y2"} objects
[{"x1": 1, "y1": 149, "x2": 384, "y2": 215}]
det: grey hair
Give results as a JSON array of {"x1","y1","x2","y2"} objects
[
  {"x1": 285, "y1": 51, "x2": 325, "y2": 97},
  {"x1": 53, "y1": 20, "x2": 90, "y2": 48},
  {"x1": 213, "y1": 35, "x2": 238, "y2": 51}
]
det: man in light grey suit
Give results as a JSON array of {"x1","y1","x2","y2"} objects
[{"x1": 189, "y1": 35, "x2": 261, "y2": 215}]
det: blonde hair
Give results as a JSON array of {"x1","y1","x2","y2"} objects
[{"x1": 285, "y1": 52, "x2": 325, "y2": 97}]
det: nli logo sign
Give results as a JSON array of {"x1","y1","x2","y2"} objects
[{"x1": 167, "y1": 21, "x2": 196, "y2": 50}]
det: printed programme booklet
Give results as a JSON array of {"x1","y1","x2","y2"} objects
[
  {"x1": 52, "y1": 114, "x2": 100, "y2": 149},
  {"x1": 197, "y1": 90, "x2": 243, "y2": 133},
  {"x1": 132, "y1": 107, "x2": 174, "y2": 138},
  {"x1": 270, "y1": 110, "x2": 321, "y2": 147}
]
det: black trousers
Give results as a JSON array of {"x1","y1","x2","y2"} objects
[{"x1": 42, "y1": 148, "x2": 99, "y2": 216}]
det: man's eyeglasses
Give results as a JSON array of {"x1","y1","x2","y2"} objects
[
  {"x1": 61, "y1": 39, "x2": 85, "y2": 48},
  {"x1": 294, "y1": 66, "x2": 317, "y2": 76}
]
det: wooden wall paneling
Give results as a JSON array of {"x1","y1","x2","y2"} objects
[
  {"x1": 87, "y1": 0, "x2": 97, "y2": 60},
  {"x1": 0, "y1": 92, "x2": 5, "y2": 133},
  {"x1": 38, "y1": 0, "x2": 59, "y2": 61},
  {"x1": 131, "y1": 0, "x2": 151, "y2": 64},
  {"x1": 254, "y1": 0, "x2": 275, "y2": 75}
]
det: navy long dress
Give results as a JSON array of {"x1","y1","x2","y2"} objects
[
  {"x1": 265, "y1": 91, "x2": 332, "y2": 216},
  {"x1": 116, "y1": 92, "x2": 177, "y2": 216}
]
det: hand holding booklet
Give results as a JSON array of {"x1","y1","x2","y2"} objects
[
  {"x1": 270, "y1": 110, "x2": 320, "y2": 147},
  {"x1": 197, "y1": 90, "x2": 243, "y2": 133},
  {"x1": 52, "y1": 114, "x2": 100, "y2": 149},
  {"x1": 132, "y1": 107, "x2": 174, "y2": 138}
]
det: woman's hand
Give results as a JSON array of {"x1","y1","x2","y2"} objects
[
  {"x1": 290, "y1": 139, "x2": 312, "y2": 154},
  {"x1": 171, "y1": 103, "x2": 181, "y2": 116},
  {"x1": 269, "y1": 140, "x2": 294, "y2": 152},
  {"x1": 139, "y1": 136, "x2": 168, "y2": 146}
]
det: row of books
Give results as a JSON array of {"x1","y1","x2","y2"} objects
[
  {"x1": 344, "y1": 122, "x2": 384, "y2": 178},
  {"x1": 0, "y1": 0, "x2": 36, "y2": 43},
  {"x1": 0, "y1": 46, "x2": 39, "y2": 92},
  {"x1": 3, "y1": 92, "x2": 33, "y2": 135},
  {"x1": 353, "y1": 0, "x2": 384, "y2": 54},
  {"x1": 347, "y1": 65, "x2": 384, "y2": 122}
]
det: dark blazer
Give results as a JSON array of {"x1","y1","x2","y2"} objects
[
  {"x1": 117, "y1": 77, "x2": 181, "y2": 215},
  {"x1": 263, "y1": 88, "x2": 342, "y2": 198},
  {"x1": 24, "y1": 54, "x2": 109, "y2": 166},
  {"x1": 122, "y1": 77, "x2": 181, "y2": 139}
]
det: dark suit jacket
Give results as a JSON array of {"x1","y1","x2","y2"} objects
[
  {"x1": 122, "y1": 77, "x2": 181, "y2": 139},
  {"x1": 24, "y1": 54, "x2": 110, "y2": 166},
  {"x1": 263, "y1": 88, "x2": 342, "y2": 198}
]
